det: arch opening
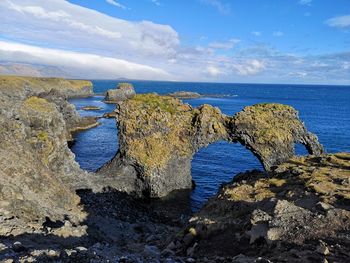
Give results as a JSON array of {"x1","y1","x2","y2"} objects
[
  {"x1": 191, "y1": 141, "x2": 263, "y2": 211},
  {"x1": 294, "y1": 142, "x2": 309, "y2": 156}
]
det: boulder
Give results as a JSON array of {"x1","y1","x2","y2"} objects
[{"x1": 104, "y1": 83, "x2": 135, "y2": 103}]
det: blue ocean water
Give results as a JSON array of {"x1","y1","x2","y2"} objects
[{"x1": 70, "y1": 80, "x2": 350, "y2": 211}]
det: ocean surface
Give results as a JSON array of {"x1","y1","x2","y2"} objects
[{"x1": 70, "y1": 80, "x2": 350, "y2": 211}]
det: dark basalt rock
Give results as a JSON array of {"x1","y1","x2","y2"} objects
[
  {"x1": 98, "y1": 94, "x2": 324, "y2": 198},
  {"x1": 104, "y1": 83, "x2": 136, "y2": 103}
]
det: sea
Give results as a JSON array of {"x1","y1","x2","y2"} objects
[{"x1": 69, "y1": 80, "x2": 350, "y2": 211}]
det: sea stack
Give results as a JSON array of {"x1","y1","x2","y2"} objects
[
  {"x1": 104, "y1": 83, "x2": 136, "y2": 103},
  {"x1": 98, "y1": 94, "x2": 324, "y2": 198}
]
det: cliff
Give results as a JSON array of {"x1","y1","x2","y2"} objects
[
  {"x1": 98, "y1": 94, "x2": 323, "y2": 198},
  {"x1": 172, "y1": 153, "x2": 350, "y2": 262},
  {"x1": 0, "y1": 76, "x2": 96, "y2": 236},
  {"x1": 0, "y1": 75, "x2": 93, "y2": 98}
]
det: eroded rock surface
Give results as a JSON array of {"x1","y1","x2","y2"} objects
[
  {"x1": 172, "y1": 153, "x2": 350, "y2": 262},
  {"x1": 104, "y1": 83, "x2": 136, "y2": 103},
  {"x1": 0, "y1": 76, "x2": 95, "y2": 236},
  {"x1": 231, "y1": 103, "x2": 324, "y2": 170},
  {"x1": 99, "y1": 94, "x2": 324, "y2": 197}
]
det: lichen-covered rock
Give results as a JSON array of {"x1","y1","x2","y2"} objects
[
  {"x1": 98, "y1": 94, "x2": 323, "y2": 197},
  {"x1": 173, "y1": 153, "x2": 350, "y2": 261},
  {"x1": 104, "y1": 83, "x2": 136, "y2": 103},
  {"x1": 37, "y1": 89, "x2": 99, "y2": 141},
  {"x1": 0, "y1": 96, "x2": 86, "y2": 236},
  {"x1": 231, "y1": 103, "x2": 324, "y2": 170},
  {"x1": 0, "y1": 77, "x2": 96, "y2": 236}
]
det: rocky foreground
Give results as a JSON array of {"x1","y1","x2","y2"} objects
[
  {"x1": 174, "y1": 153, "x2": 350, "y2": 262},
  {"x1": 0, "y1": 77, "x2": 349, "y2": 262}
]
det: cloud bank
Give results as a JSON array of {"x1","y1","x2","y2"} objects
[{"x1": 0, "y1": 0, "x2": 349, "y2": 84}]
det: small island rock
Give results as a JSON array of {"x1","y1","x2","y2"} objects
[
  {"x1": 167, "y1": 91, "x2": 201, "y2": 99},
  {"x1": 104, "y1": 83, "x2": 136, "y2": 103},
  {"x1": 81, "y1": 106, "x2": 102, "y2": 111}
]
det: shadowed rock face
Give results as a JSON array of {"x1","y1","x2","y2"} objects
[{"x1": 98, "y1": 94, "x2": 324, "y2": 198}]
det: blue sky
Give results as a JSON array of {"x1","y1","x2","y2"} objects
[{"x1": 0, "y1": 0, "x2": 349, "y2": 84}]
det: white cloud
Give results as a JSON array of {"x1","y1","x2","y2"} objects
[
  {"x1": 206, "y1": 65, "x2": 222, "y2": 77},
  {"x1": 0, "y1": 0, "x2": 179, "y2": 61},
  {"x1": 0, "y1": 0, "x2": 349, "y2": 84},
  {"x1": 251, "y1": 31, "x2": 261, "y2": 37},
  {"x1": 151, "y1": 0, "x2": 161, "y2": 6},
  {"x1": 200, "y1": 0, "x2": 230, "y2": 15},
  {"x1": 325, "y1": 15, "x2": 350, "y2": 29},
  {"x1": 0, "y1": 41, "x2": 171, "y2": 80},
  {"x1": 273, "y1": 31, "x2": 284, "y2": 37},
  {"x1": 209, "y1": 39, "x2": 240, "y2": 50},
  {"x1": 233, "y1": 59, "x2": 265, "y2": 76},
  {"x1": 298, "y1": 0, "x2": 312, "y2": 6},
  {"x1": 289, "y1": 72, "x2": 307, "y2": 78},
  {"x1": 105, "y1": 0, "x2": 127, "y2": 10}
]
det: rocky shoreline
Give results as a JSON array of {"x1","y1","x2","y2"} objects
[{"x1": 0, "y1": 76, "x2": 349, "y2": 262}]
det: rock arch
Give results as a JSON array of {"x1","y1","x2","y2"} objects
[{"x1": 98, "y1": 94, "x2": 324, "y2": 198}]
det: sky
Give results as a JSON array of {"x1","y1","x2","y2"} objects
[{"x1": 0, "y1": 0, "x2": 349, "y2": 84}]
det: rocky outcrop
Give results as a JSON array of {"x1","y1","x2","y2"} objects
[
  {"x1": 104, "y1": 83, "x2": 136, "y2": 103},
  {"x1": 230, "y1": 103, "x2": 324, "y2": 170},
  {"x1": 98, "y1": 94, "x2": 323, "y2": 198},
  {"x1": 167, "y1": 91, "x2": 201, "y2": 99},
  {"x1": 0, "y1": 76, "x2": 96, "y2": 236},
  {"x1": 172, "y1": 153, "x2": 350, "y2": 262},
  {"x1": 37, "y1": 89, "x2": 99, "y2": 141},
  {"x1": 81, "y1": 106, "x2": 101, "y2": 111}
]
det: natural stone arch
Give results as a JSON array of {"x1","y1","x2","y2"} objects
[{"x1": 98, "y1": 94, "x2": 324, "y2": 198}]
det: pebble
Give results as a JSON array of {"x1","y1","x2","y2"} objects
[
  {"x1": 143, "y1": 245, "x2": 160, "y2": 258},
  {"x1": 47, "y1": 249, "x2": 60, "y2": 257},
  {"x1": 12, "y1": 241, "x2": 25, "y2": 252},
  {"x1": 0, "y1": 242, "x2": 8, "y2": 252},
  {"x1": 317, "y1": 243, "x2": 330, "y2": 255},
  {"x1": 75, "y1": 246, "x2": 88, "y2": 252},
  {"x1": 161, "y1": 248, "x2": 175, "y2": 257},
  {"x1": 186, "y1": 242, "x2": 198, "y2": 257},
  {"x1": 183, "y1": 233, "x2": 194, "y2": 247}
]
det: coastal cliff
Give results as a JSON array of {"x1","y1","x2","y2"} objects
[
  {"x1": 1, "y1": 78, "x2": 349, "y2": 262},
  {"x1": 98, "y1": 94, "x2": 323, "y2": 197},
  {"x1": 0, "y1": 76, "x2": 96, "y2": 236}
]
